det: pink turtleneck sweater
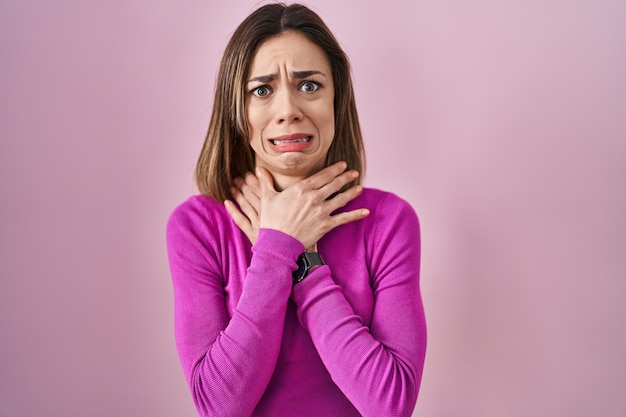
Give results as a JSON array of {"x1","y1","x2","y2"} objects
[{"x1": 166, "y1": 188, "x2": 426, "y2": 417}]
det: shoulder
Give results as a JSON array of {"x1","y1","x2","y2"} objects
[
  {"x1": 356, "y1": 188, "x2": 420, "y2": 246},
  {"x1": 358, "y1": 189, "x2": 421, "y2": 279},
  {"x1": 166, "y1": 194, "x2": 231, "y2": 245},
  {"x1": 165, "y1": 194, "x2": 244, "y2": 270},
  {"x1": 167, "y1": 194, "x2": 222, "y2": 228},
  {"x1": 354, "y1": 188, "x2": 419, "y2": 222}
]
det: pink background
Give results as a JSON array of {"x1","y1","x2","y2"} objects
[{"x1": 1, "y1": 1, "x2": 625, "y2": 416}]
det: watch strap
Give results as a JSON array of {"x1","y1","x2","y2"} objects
[{"x1": 293, "y1": 252, "x2": 324, "y2": 284}]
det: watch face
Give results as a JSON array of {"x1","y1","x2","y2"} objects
[{"x1": 293, "y1": 252, "x2": 324, "y2": 284}]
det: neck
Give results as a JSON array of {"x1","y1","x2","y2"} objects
[
  {"x1": 267, "y1": 171, "x2": 306, "y2": 191},
  {"x1": 256, "y1": 159, "x2": 323, "y2": 191}
]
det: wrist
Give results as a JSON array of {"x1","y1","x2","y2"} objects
[{"x1": 292, "y1": 251, "x2": 324, "y2": 284}]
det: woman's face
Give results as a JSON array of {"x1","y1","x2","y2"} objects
[{"x1": 245, "y1": 31, "x2": 335, "y2": 179}]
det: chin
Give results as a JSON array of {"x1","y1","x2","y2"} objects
[{"x1": 273, "y1": 153, "x2": 321, "y2": 171}]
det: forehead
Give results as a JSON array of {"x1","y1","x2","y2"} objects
[{"x1": 248, "y1": 31, "x2": 331, "y2": 75}]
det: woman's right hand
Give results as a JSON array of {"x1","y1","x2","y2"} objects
[{"x1": 256, "y1": 161, "x2": 370, "y2": 249}]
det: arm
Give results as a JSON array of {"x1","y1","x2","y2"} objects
[
  {"x1": 166, "y1": 201, "x2": 299, "y2": 417},
  {"x1": 292, "y1": 194, "x2": 426, "y2": 417},
  {"x1": 225, "y1": 166, "x2": 422, "y2": 415}
]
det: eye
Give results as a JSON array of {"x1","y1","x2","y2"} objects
[
  {"x1": 299, "y1": 81, "x2": 320, "y2": 93},
  {"x1": 251, "y1": 85, "x2": 272, "y2": 97}
]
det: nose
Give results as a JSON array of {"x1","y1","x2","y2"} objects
[{"x1": 274, "y1": 89, "x2": 303, "y2": 124}]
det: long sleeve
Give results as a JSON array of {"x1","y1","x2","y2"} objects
[
  {"x1": 166, "y1": 198, "x2": 302, "y2": 417},
  {"x1": 291, "y1": 192, "x2": 427, "y2": 417}
]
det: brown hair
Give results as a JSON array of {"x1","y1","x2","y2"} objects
[{"x1": 195, "y1": 3, "x2": 365, "y2": 201}]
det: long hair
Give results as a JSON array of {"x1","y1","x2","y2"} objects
[{"x1": 195, "y1": 3, "x2": 365, "y2": 201}]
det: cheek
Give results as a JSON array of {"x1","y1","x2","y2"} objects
[
  {"x1": 246, "y1": 108, "x2": 263, "y2": 144},
  {"x1": 320, "y1": 105, "x2": 335, "y2": 141}
]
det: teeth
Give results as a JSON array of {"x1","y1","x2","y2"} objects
[{"x1": 272, "y1": 136, "x2": 310, "y2": 145}]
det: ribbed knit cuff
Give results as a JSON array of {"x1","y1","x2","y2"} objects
[{"x1": 254, "y1": 228, "x2": 305, "y2": 264}]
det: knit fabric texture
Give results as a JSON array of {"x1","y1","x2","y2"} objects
[{"x1": 166, "y1": 188, "x2": 427, "y2": 417}]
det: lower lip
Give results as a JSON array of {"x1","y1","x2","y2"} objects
[{"x1": 268, "y1": 137, "x2": 313, "y2": 153}]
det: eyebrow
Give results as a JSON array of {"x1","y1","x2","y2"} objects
[{"x1": 247, "y1": 70, "x2": 327, "y2": 84}]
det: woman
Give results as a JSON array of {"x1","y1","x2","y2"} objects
[{"x1": 166, "y1": 3, "x2": 426, "y2": 416}]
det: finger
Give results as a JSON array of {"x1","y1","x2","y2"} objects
[
  {"x1": 231, "y1": 186, "x2": 258, "y2": 220},
  {"x1": 242, "y1": 172, "x2": 261, "y2": 210},
  {"x1": 233, "y1": 177, "x2": 244, "y2": 187},
  {"x1": 299, "y1": 161, "x2": 348, "y2": 190},
  {"x1": 329, "y1": 207, "x2": 370, "y2": 229},
  {"x1": 243, "y1": 172, "x2": 261, "y2": 197},
  {"x1": 224, "y1": 200, "x2": 256, "y2": 242},
  {"x1": 317, "y1": 169, "x2": 360, "y2": 200},
  {"x1": 324, "y1": 183, "x2": 364, "y2": 212},
  {"x1": 256, "y1": 166, "x2": 277, "y2": 197},
  {"x1": 235, "y1": 176, "x2": 259, "y2": 203},
  {"x1": 235, "y1": 174, "x2": 260, "y2": 199}
]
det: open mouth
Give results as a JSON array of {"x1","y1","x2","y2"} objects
[{"x1": 270, "y1": 136, "x2": 311, "y2": 146}]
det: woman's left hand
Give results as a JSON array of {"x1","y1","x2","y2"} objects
[{"x1": 225, "y1": 172, "x2": 261, "y2": 244}]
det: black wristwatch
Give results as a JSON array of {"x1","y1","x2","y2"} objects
[{"x1": 292, "y1": 252, "x2": 325, "y2": 284}]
